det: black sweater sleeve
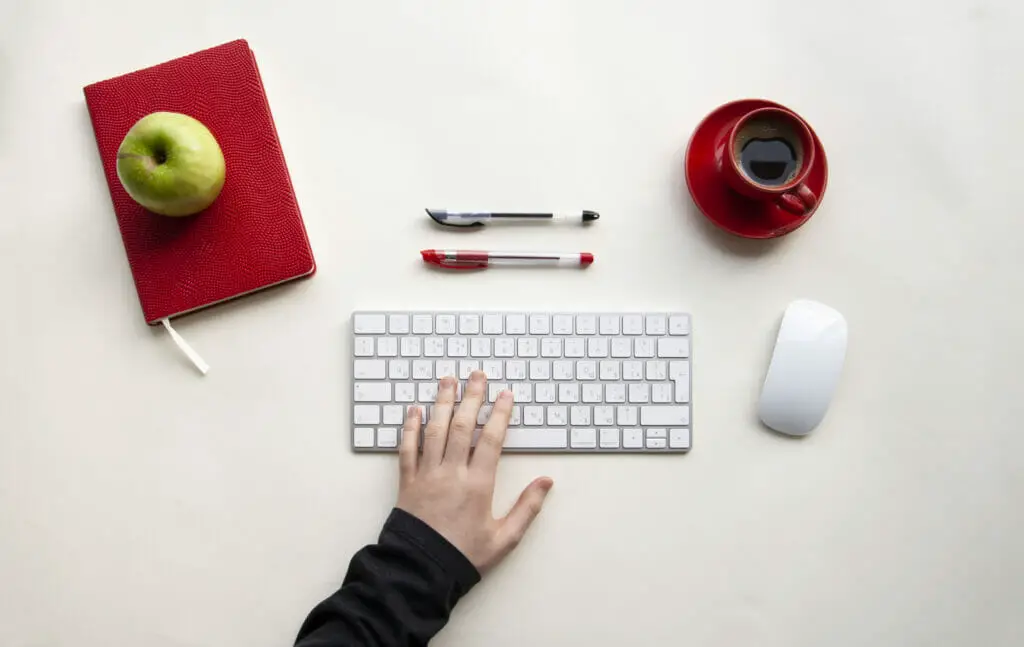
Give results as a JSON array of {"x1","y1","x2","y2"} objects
[{"x1": 294, "y1": 508, "x2": 481, "y2": 647}]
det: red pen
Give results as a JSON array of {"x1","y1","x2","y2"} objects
[{"x1": 421, "y1": 250, "x2": 594, "y2": 270}]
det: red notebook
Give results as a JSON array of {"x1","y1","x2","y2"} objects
[{"x1": 84, "y1": 39, "x2": 315, "y2": 324}]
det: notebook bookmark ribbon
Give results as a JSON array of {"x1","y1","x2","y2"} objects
[{"x1": 161, "y1": 319, "x2": 210, "y2": 375}]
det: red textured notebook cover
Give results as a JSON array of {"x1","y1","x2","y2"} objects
[{"x1": 84, "y1": 39, "x2": 315, "y2": 324}]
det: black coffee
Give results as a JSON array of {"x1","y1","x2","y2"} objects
[{"x1": 740, "y1": 138, "x2": 797, "y2": 186}]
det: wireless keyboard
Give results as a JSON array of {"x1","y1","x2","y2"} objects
[{"x1": 350, "y1": 312, "x2": 692, "y2": 453}]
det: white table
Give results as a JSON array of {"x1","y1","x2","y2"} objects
[{"x1": 2, "y1": 2, "x2": 1022, "y2": 645}]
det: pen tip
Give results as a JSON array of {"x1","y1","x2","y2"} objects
[{"x1": 583, "y1": 210, "x2": 600, "y2": 222}]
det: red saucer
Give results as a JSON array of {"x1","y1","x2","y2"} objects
[{"x1": 685, "y1": 99, "x2": 829, "y2": 239}]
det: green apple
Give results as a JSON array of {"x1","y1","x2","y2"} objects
[{"x1": 116, "y1": 112, "x2": 226, "y2": 217}]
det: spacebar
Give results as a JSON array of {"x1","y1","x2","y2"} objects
[{"x1": 504, "y1": 428, "x2": 568, "y2": 449}]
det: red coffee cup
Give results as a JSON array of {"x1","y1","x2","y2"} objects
[{"x1": 719, "y1": 107, "x2": 818, "y2": 216}]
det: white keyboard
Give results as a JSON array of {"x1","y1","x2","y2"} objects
[{"x1": 350, "y1": 312, "x2": 692, "y2": 453}]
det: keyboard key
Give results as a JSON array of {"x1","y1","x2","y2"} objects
[
  {"x1": 559, "y1": 383, "x2": 580, "y2": 403},
  {"x1": 599, "y1": 428, "x2": 620, "y2": 448},
  {"x1": 564, "y1": 338, "x2": 585, "y2": 357},
  {"x1": 576, "y1": 315, "x2": 597, "y2": 335},
  {"x1": 670, "y1": 361, "x2": 690, "y2": 379},
  {"x1": 355, "y1": 383, "x2": 392, "y2": 401},
  {"x1": 599, "y1": 315, "x2": 620, "y2": 335},
  {"x1": 459, "y1": 314, "x2": 480, "y2": 334},
  {"x1": 509, "y1": 406, "x2": 522, "y2": 426},
  {"x1": 600, "y1": 360, "x2": 621, "y2": 380},
  {"x1": 547, "y1": 407, "x2": 568, "y2": 425},
  {"x1": 571, "y1": 406, "x2": 591, "y2": 425},
  {"x1": 389, "y1": 314, "x2": 410, "y2": 334},
  {"x1": 582, "y1": 384, "x2": 603, "y2": 403},
  {"x1": 622, "y1": 315, "x2": 644, "y2": 335},
  {"x1": 634, "y1": 338, "x2": 655, "y2": 358},
  {"x1": 389, "y1": 360, "x2": 410, "y2": 379},
  {"x1": 669, "y1": 315, "x2": 690, "y2": 335},
  {"x1": 506, "y1": 314, "x2": 527, "y2": 334},
  {"x1": 435, "y1": 360, "x2": 456, "y2": 378},
  {"x1": 553, "y1": 361, "x2": 575, "y2": 380},
  {"x1": 354, "y1": 427, "x2": 375, "y2": 448},
  {"x1": 477, "y1": 405, "x2": 493, "y2": 425},
  {"x1": 640, "y1": 406, "x2": 690, "y2": 426},
  {"x1": 645, "y1": 315, "x2": 667, "y2": 335},
  {"x1": 447, "y1": 338, "x2": 468, "y2": 357},
  {"x1": 652, "y1": 384, "x2": 673, "y2": 403},
  {"x1": 378, "y1": 338, "x2": 398, "y2": 357},
  {"x1": 629, "y1": 384, "x2": 650, "y2": 403},
  {"x1": 424, "y1": 337, "x2": 445, "y2": 357},
  {"x1": 646, "y1": 428, "x2": 667, "y2": 439},
  {"x1": 517, "y1": 338, "x2": 539, "y2": 357},
  {"x1": 354, "y1": 405, "x2": 381, "y2": 424},
  {"x1": 646, "y1": 360, "x2": 667, "y2": 380},
  {"x1": 611, "y1": 338, "x2": 632, "y2": 358},
  {"x1": 395, "y1": 383, "x2": 415, "y2": 402},
  {"x1": 670, "y1": 428, "x2": 691, "y2": 449},
  {"x1": 506, "y1": 360, "x2": 527, "y2": 380},
  {"x1": 646, "y1": 438, "x2": 667, "y2": 449},
  {"x1": 354, "y1": 359, "x2": 387, "y2": 379},
  {"x1": 541, "y1": 338, "x2": 562, "y2": 357},
  {"x1": 587, "y1": 337, "x2": 609, "y2": 358},
  {"x1": 494, "y1": 338, "x2": 516, "y2": 357},
  {"x1": 576, "y1": 361, "x2": 597, "y2": 380},
  {"x1": 401, "y1": 337, "x2": 421, "y2": 357},
  {"x1": 482, "y1": 360, "x2": 503, "y2": 380},
  {"x1": 623, "y1": 361, "x2": 644, "y2": 380},
  {"x1": 675, "y1": 379, "x2": 690, "y2": 403},
  {"x1": 504, "y1": 428, "x2": 568, "y2": 449},
  {"x1": 571, "y1": 428, "x2": 597, "y2": 448},
  {"x1": 482, "y1": 314, "x2": 504, "y2": 334},
  {"x1": 354, "y1": 314, "x2": 386, "y2": 334},
  {"x1": 412, "y1": 314, "x2": 433, "y2": 334},
  {"x1": 354, "y1": 338, "x2": 375, "y2": 357},
  {"x1": 435, "y1": 315, "x2": 456, "y2": 334},
  {"x1": 524, "y1": 406, "x2": 545, "y2": 426},
  {"x1": 459, "y1": 360, "x2": 480, "y2": 379},
  {"x1": 488, "y1": 383, "x2": 509, "y2": 402},
  {"x1": 535, "y1": 383, "x2": 556, "y2": 403},
  {"x1": 418, "y1": 383, "x2": 439, "y2": 402},
  {"x1": 552, "y1": 314, "x2": 574, "y2": 335},
  {"x1": 605, "y1": 384, "x2": 626, "y2": 403},
  {"x1": 377, "y1": 427, "x2": 399, "y2": 448},
  {"x1": 383, "y1": 405, "x2": 404, "y2": 425},
  {"x1": 471, "y1": 337, "x2": 492, "y2": 357},
  {"x1": 594, "y1": 406, "x2": 615, "y2": 425},
  {"x1": 623, "y1": 428, "x2": 644, "y2": 448},
  {"x1": 658, "y1": 338, "x2": 690, "y2": 358},
  {"x1": 512, "y1": 383, "x2": 533, "y2": 403},
  {"x1": 529, "y1": 314, "x2": 550, "y2": 334},
  {"x1": 529, "y1": 360, "x2": 551, "y2": 380},
  {"x1": 617, "y1": 406, "x2": 638, "y2": 426}
]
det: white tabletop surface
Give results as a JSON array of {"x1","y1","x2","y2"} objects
[{"x1": 3, "y1": 1, "x2": 1023, "y2": 645}]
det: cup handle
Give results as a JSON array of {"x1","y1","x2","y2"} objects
[{"x1": 777, "y1": 183, "x2": 818, "y2": 216}]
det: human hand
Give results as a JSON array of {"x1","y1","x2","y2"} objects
[{"x1": 396, "y1": 371, "x2": 554, "y2": 574}]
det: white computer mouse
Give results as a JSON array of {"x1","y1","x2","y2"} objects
[{"x1": 758, "y1": 299, "x2": 847, "y2": 436}]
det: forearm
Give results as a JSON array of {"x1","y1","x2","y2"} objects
[{"x1": 295, "y1": 508, "x2": 480, "y2": 647}]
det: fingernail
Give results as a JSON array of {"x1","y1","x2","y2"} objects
[
  {"x1": 499, "y1": 390, "x2": 513, "y2": 402},
  {"x1": 470, "y1": 370, "x2": 486, "y2": 383},
  {"x1": 407, "y1": 405, "x2": 419, "y2": 417},
  {"x1": 440, "y1": 376, "x2": 456, "y2": 389},
  {"x1": 540, "y1": 477, "x2": 554, "y2": 491}
]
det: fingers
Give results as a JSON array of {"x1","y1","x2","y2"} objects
[
  {"x1": 444, "y1": 371, "x2": 487, "y2": 465},
  {"x1": 498, "y1": 477, "x2": 554, "y2": 552},
  {"x1": 471, "y1": 389, "x2": 513, "y2": 474},
  {"x1": 422, "y1": 376, "x2": 457, "y2": 466},
  {"x1": 399, "y1": 405, "x2": 421, "y2": 480}
]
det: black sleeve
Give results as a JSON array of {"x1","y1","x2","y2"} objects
[{"x1": 294, "y1": 508, "x2": 481, "y2": 647}]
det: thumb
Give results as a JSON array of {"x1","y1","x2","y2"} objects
[{"x1": 499, "y1": 477, "x2": 554, "y2": 551}]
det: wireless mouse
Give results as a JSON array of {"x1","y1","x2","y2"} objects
[{"x1": 759, "y1": 299, "x2": 847, "y2": 436}]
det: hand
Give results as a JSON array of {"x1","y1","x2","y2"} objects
[{"x1": 396, "y1": 371, "x2": 554, "y2": 574}]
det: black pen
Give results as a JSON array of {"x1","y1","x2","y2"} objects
[{"x1": 425, "y1": 208, "x2": 600, "y2": 228}]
